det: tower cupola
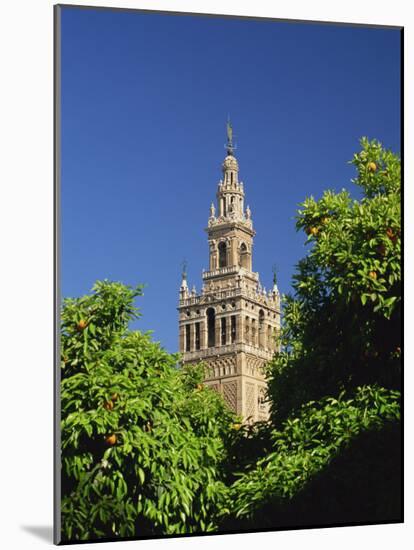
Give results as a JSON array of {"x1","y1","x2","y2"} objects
[{"x1": 222, "y1": 154, "x2": 239, "y2": 187}]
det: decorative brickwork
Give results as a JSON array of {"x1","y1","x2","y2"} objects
[
  {"x1": 246, "y1": 355, "x2": 265, "y2": 377},
  {"x1": 222, "y1": 381, "x2": 238, "y2": 411},
  {"x1": 245, "y1": 382, "x2": 256, "y2": 421},
  {"x1": 204, "y1": 356, "x2": 236, "y2": 379}
]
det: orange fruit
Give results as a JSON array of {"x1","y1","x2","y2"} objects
[
  {"x1": 367, "y1": 162, "x2": 377, "y2": 172},
  {"x1": 105, "y1": 434, "x2": 117, "y2": 446},
  {"x1": 310, "y1": 227, "x2": 319, "y2": 236},
  {"x1": 104, "y1": 400, "x2": 114, "y2": 411},
  {"x1": 77, "y1": 319, "x2": 87, "y2": 331},
  {"x1": 369, "y1": 271, "x2": 377, "y2": 280}
]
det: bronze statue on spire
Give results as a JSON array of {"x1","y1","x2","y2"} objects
[{"x1": 226, "y1": 118, "x2": 235, "y2": 155}]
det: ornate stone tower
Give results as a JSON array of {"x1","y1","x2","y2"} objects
[{"x1": 178, "y1": 122, "x2": 280, "y2": 422}]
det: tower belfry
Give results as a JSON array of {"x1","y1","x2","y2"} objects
[{"x1": 178, "y1": 123, "x2": 280, "y2": 422}]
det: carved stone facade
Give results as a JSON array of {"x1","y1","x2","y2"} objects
[{"x1": 178, "y1": 124, "x2": 280, "y2": 423}]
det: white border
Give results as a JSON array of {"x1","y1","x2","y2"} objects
[{"x1": 0, "y1": 1, "x2": 411, "y2": 548}]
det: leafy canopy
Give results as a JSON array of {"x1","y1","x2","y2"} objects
[
  {"x1": 267, "y1": 138, "x2": 401, "y2": 424},
  {"x1": 60, "y1": 281, "x2": 235, "y2": 541},
  {"x1": 223, "y1": 385, "x2": 400, "y2": 525}
]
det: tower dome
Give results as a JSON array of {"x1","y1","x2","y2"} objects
[{"x1": 222, "y1": 154, "x2": 239, "y2": 172}]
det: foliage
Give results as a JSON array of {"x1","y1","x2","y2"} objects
[
  {"x1": 60, "y1": 281, "x2": 235, "y2": 541},
  {"x1": 221, "y1": 385, "x2": 400, "y2": 527},
  {"x1": 267, "y1": 138, "x2": 401, "y2": 425}
]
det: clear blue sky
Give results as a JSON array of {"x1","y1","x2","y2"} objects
[{"x1": 60, "y1": 6, "x2": 401, "y2": 353}]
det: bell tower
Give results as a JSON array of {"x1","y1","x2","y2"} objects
[{"x1": 178, "y1": 122, "x2": 280, "y2": 422}]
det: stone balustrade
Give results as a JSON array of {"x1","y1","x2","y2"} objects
[
  {"x1": 181, "y1": 341, "x2": 274, "y2": 363},
  {"x1": 179, "y1": 284, "x2": 279, "y2": 309}
]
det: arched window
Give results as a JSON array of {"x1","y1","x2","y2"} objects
[
  {"x1": 221, "y1": 317, "x2": 227, "y2": 345},
  {"x1": 259, "y1": 310, "x2": 265, "y2": 348},
  {"x1": 259, "y1": 310, "x2": 265, "y2": 327},
  {"x1": 231, "y1": 315, "x2": 236, "y2": 343},
  {"x1": 195, "y1": 322, "x2": 200, "y2": 350},
  {"x1": 245, "y1": 316, "x2": 250, "y2": 340},
  {"x1": 207, "y1": 308, "x2": 216, "y2": 348},
  {"x1": 218, "y1": 242, "x2": 227, "y2": 268},
  {"x1": 251, "y1": 318, "x2": 256, "y2": 346},
  {"x1": 240, "y1": 243, "x2": 249, "y2": 269},
  {"x1": 185, "y1": 325, "x2": 191, "y2": 352}
]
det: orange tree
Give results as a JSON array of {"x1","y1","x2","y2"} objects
[
  {"x1": 220, "y1": 138, "x2": 401, "y2": 528},
  {"x1": 60, "y1": 281, "x2": 235, "y2": 542},
  {"x1": 269, "y1": 137, "x2": 401, "y2": 422}
]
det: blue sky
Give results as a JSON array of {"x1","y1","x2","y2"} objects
[{"x1": 60, "y1": 7, "x2": 401, "y2": 353}]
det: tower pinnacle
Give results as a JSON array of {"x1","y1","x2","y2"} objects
[
  {"x1": 179, "y1": 259, "x2": 189, "y2": 298},
  {"x1": 181, "y1": 259, "x2": 188, "y2": 281},
  {"x1": 272, "y1": 264, "x2": 279, "y2": 294}
]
